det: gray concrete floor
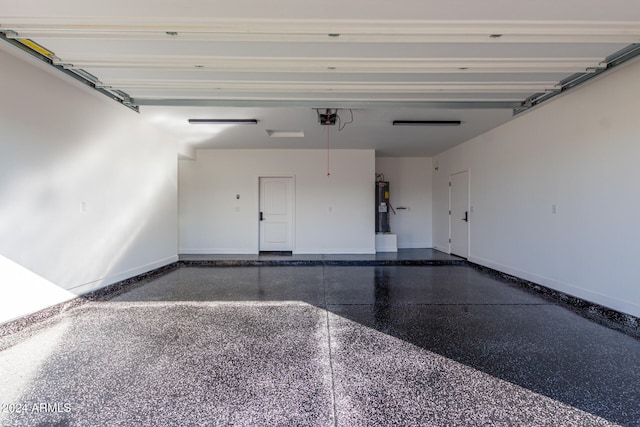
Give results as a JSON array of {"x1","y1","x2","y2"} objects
[{"x1": 1, "y1": 264, "x2": 639, "y2": 426}]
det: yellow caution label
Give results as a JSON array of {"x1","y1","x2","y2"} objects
[
  {"x1": 19, "y1": 39, "x2": 55, "y2": 57},
  {"x1": 384, "y1": 191, "x2": 389, "y2": 198}
]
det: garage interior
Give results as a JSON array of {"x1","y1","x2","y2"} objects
[{"x1": 1, "y1": 1, "x2": 640, "y2": 425}]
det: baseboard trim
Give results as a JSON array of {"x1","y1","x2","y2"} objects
[
  {"x1": 468, "y1": 255, "x2": 640, "y2": 318},
  {"x1": 179, "y1": 249, "x2": 258, "y2": 254},
  {"x1": 67, "y1": 255, "x2": 179, "y2": 294},
  {"x1": 294, "y1": 249, "x2": 376, "y2": 255},
  {"x1": 466, "y1": 259, "x2": 640, "y2": 339},
  {"x1": 0, "y1": 261, "x2": 179, "y2": 340},
  {"x1": 397, "y1": 243, "x2": 432, "y2": 249},
  {"x1": 433, "y1": 244, "x2": 449, "y2": 254}
]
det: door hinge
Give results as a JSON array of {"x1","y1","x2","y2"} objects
[
  {"x1": 449, "y1": 238, "x2": 451, "y2": 243},
  {"x1": 449, "y1": 182, "x2": 451, "y2": 187},
  {"x1": 449, "y1": 210, "x2": 451, "y2": 215}
]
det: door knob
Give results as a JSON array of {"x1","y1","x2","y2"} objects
[
  {"x1": 462, "y1": 211, "x2": 468, "y2": 222},
  {"x1": 259, "y1": 211, "x2": 264, "y2": 221}
]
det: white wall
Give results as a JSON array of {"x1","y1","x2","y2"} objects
[
  {"x1": 179, "y1": 149, "x2": 375, "y2": 254},
  {"x1": 375, "y1": 157, "x2": 432, "y2": 248},
  {"x1": 0, "y1": 45, "x2": 178, "y2": 324},
  {"x1": 433, "y1": 59, "x2": 640, "y2": 317}
]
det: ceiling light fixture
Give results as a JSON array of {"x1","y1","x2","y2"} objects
[
  {"x1": 266, "y1": 130, "x2": 304, "y2": 138},
  {"x1": 392, "y1": 120, "x2": 461, "y2": 126},
  {"x1": 188, "y1": 119, "x2": 258, "y2": 125}
]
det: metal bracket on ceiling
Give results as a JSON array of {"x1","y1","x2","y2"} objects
[
  {"x1": 513, "y1": 43, "x2": 640, "y2": 116},
  {"x1": 0, "y1": 30, "x2": 139, "y2": 113},
  {"x1": 316, "y1": 108, "x2": 337, "y2": 125},
  {"x1": 3, "y1": 29, "x2": 19, "y2": 38}
]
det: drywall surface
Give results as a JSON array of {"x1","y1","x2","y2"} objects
[
  {"x1": 433, "y1": 59, "x2": 640, "y2": 317},
  {"x1": 375, "y1": 157, "x2": 432, "y2": 248},
  {"x1": 0, "y1": 45, "x2": 178, "y2": 323},
  {"x1": 179, "y1": 149, "x2": 375, "y2": 254}
]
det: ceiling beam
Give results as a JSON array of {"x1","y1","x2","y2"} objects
[
  {"x1": 8, "y1": 32, "x2": 640, "y2": 45},
  {"x1": 130, "y1": 98, "x2": 522, "y2": 109},
  {"x1": 99, "y1": 81, "x2": 558, "y2": 93},
  {"x1": 4, "y1": 18, "x2": 640, "y2": 44},
  {"x1": 55, "y1": 57, "x2": 605, "y2": 74}
]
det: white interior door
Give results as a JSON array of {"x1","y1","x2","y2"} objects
[
  {"x1": 259, "y1": 177, "x2": 293, "y2": 252},
  {"x1": 450, "y1": 171, "x2": 469, "y2": 258}
]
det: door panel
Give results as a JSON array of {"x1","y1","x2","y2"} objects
[
  {"x1": 264, "y1": 181, "x2": 287, "y2": 214},
  {"x1": 264, "y1": 222, "x2": 288, "y2": 243},
  {"x1": 450, "y1": 171, "x2": 469, "y2": 258},
  {"x1": 259, "y1": 177, "x2": 293, "y2": 251}
]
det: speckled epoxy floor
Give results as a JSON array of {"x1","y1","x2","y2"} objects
[{"x1": 1, "y1": 265, "x2": 640, "y2": 426}]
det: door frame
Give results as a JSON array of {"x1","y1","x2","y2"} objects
[
  {"x1": 449, "y1": 170, "x2": 470, "y2": 258},
  {"x1": 258, "y1": 175, "x2": 296, "y2": 253}
]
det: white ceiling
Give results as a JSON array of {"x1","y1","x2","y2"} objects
[{"x1": 2, "y1": 1, "x2": 640, "y2": 156}]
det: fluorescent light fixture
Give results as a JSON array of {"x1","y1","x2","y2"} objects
[
  {"x1": 188, "y1": 119, "x2": 258, "y2": 124},
  {"x1": 266, "y1": 130, "x2": 304, "y2": 138},
  {"x1": 392, "y1": 120, "x2": 461, "y2": 126}
]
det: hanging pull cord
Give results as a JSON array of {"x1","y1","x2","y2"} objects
[{"x1": 326, "y1": 125, "x2": 331, "y2": 176}]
